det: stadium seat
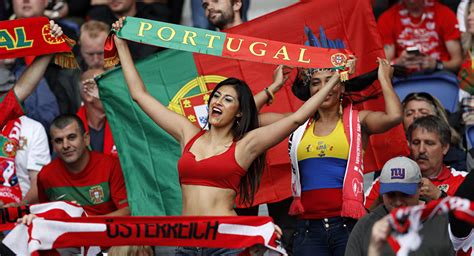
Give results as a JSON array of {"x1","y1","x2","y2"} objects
[{"x1": 393, "y1": 71, "x2": 460, "y2": 113}]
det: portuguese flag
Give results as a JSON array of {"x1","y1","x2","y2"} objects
[{"x1": 97, "y1": 0, "x2": 408, "y2": 216}]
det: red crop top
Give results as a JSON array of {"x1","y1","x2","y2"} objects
[{"x1": 177, "y1": 130, "x2": 247, "y2": 192}]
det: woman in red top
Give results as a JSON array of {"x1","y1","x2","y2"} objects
[{"x1": 112, "y1": 17, "x2": 354, "y2": 254}]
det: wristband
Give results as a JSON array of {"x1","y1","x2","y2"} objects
[{"x1": 264, "y1": 87, "x2": 274, "y2": 106}]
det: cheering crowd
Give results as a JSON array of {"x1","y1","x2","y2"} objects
[{"x1": 1, "y1": 0, "x2": 474, "y2": 255}]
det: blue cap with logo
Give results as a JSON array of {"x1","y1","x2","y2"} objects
[{"x1": 380, "y1": 156, "x2": 422, "y2": 195}]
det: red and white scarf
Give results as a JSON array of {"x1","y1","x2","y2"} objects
[
  {"x1": 288, "y1": 103, "x2": 366, "y2": 219},
  {"x1": 5, "y1": 203, "x2": 287, "y2": 255},
  {"x1": 4, "y1": 201, "x2": 101, "y2": 256},
  {"x1": 387, "y1": 197, "x2": 474, "y2": 256},
  {"x1": 0, "y1": 118, "x2": 22, "y2": 203}
]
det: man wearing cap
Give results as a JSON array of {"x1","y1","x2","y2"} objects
[
  {"x1": 345, "y1": 156, "x2": 455, "y2": 255},
  {"x1": 365, "y1": 115, "x2": 466, "y2": 209}
]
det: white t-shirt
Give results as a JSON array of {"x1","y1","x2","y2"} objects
[{"x1": 15, "y1": 116, "x2": 50, "y2": 198}]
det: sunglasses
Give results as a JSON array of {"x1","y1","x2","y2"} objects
[{"x1": 402, "y1": 92, "x2": 437, "y2": 105}]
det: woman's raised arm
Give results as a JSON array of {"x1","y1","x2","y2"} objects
[
  {"x1": 238, "y1": 71, "x2": 342, "y2": 165},
  {"x1": 358, "y1": 58, "x2": 403, "y2": 134},
  {"x1": 112, "y1": 18, "x2": 200, "y2": 148}
]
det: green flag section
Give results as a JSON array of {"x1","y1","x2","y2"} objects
[{"x1": 97, "y1": 50, "x2": 203, "y2": 216}]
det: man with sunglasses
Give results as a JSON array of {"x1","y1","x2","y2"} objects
[{"x1": 365, "y1": 115, "x2": 466, "y2": 209}]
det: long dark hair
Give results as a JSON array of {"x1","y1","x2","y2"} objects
[{"x1": 208, "y1": 78, "x2": 265, "y2": 206}]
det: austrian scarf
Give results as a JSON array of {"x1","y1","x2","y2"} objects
[{"x1": 5, "y1": 202, "x2": 287, "y2": 256}]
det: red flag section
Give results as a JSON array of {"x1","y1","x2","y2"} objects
[{"x1": 194, "y1": 0, "x2": 408, "y2": 206}]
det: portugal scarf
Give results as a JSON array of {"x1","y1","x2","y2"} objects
[
  {"x1": 104, "y1": 17, "x2": 352, "y2": 73},
  {"x1": 0, "y1": 17, "x2": 77, "y2": 68},
  {"x1": 288, "y1": 103, "x2": 366, "y2": 219},
  {"x1": 387, "y1": 197, "x2": 474, "y2": 256},
  {"x1": 0, "y1": 118, "x2": 22, "y2": 204}
]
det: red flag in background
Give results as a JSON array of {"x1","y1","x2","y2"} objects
[{"x1": 195, "y1": 0, "x2": 408, "y2": 206}]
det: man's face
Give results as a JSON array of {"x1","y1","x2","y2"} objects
[
  {"x1": 109, "y1": 0, "x2": 135, "y2": 16},
  {"x1": 382, "y1": 190, "x2": 420, "y2": 212},
  {"x1": 51, "y1": 122, "x2": 89, "y2": 165},
  {"x1": 409, "y1": 128, "x2": 449, "y2": 177},
  {"x1": 13, "y1": 0, "x2": 48, "y2": 18},
  {"x1": 202, "y1": 0, "x2": 236, "y2": 29},
  {"x1": 80, "y1": 32, "x2": 107, "y2": 69}
]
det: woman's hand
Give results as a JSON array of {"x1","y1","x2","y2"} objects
[
  {"x1": 49, "y1": 20, "x2": 63, "y2": 38},
  {"x1": 377, "y1": 57, "x2": 394, "y2": 82},
  {"x1": 346, "y1": 55, "x2": 357, "y2": 75},
  {"x1": 269, "y1": 65, "x2": 292, "y2": 94},
  {"x1": 112, "y1": 17, "x2": 127, "y2": 47},
  {"x1": 328, "y1": 70, "x2": 341, "y2": 85}
]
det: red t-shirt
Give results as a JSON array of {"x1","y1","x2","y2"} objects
[
  {"x1": 365, "y1": 166, "x2": 466, "y2": 209},
  {"x1": 37, "y1": 151, "x2": 128, "y2": 216},
  {"x1": 0, "y1": 90, "x2": 24, "y2": 128},
  {"x1": 377, "y1": 2, "x2": 460, "y2": 62}
]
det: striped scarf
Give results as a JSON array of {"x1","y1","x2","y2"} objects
[{"x1": 4, "y1": 202, "x2": 287, "y2": 255}]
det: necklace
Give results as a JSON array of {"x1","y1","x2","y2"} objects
[{"x1": 407, "y1": 13, "x2": 426, "y2": 27}]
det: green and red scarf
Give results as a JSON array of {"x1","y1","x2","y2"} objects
[
  {"x1": 0, "y1": 17, "x2": 77, "y2": 68},
  {"x1": 104, "y1": 17, "x2": 352, "y2": 76}
]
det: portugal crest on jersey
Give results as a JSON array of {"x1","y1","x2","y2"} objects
[{"x1": 89, "y1": 185, "x2": 105, "y2": 204}]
